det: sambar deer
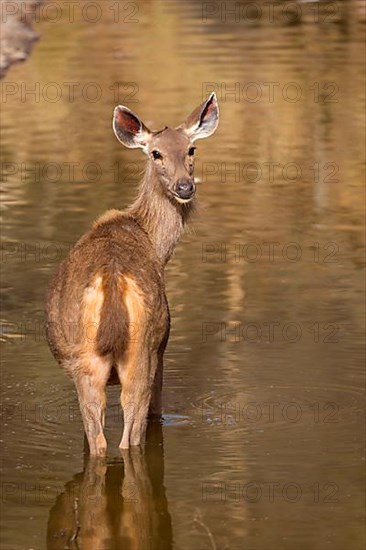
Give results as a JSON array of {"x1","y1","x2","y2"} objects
[{"x1": 45, "y1": 93, "x2": 219, "y2": 455}]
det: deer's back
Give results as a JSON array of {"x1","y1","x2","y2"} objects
[{"x1": 45, "y1": 210, "x2": 167, "y2": 365}]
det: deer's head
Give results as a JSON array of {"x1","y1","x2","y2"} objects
[{"x1": 113, "y1": 93, "x2": 219, "y2": 204}]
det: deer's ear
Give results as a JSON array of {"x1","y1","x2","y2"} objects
[
  {"x1": 113, "y1": 105, "x2": 151, "y2": 151},
  {"x1": 179, "y1": 93, "x2": 219, "y2": 142}
]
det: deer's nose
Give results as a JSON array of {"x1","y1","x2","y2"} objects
[{"x1": 175, "y1": 179, "x2": 195, "y2": 199}]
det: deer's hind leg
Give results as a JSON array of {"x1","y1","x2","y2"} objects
[
  {"x1": 118, "y1": 350, "x2": 158, "y2": 449},
  {"x1": 115, "y1": 276, "x2": 158, "y2": 449},
  {"x1": 70, "y1": 354, "x2": 112, "y2": 457}
]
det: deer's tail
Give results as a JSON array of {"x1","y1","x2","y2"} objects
[{"x1": 96, "y1": 270, "x2": 129, "y2": 359}]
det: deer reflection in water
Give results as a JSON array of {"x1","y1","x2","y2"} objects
[{"x1": 47, "y1": 423, "x2": 172, "y2": 549}]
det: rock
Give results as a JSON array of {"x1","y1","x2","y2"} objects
[{"x1": 0, "y1": 0, "x2": 43, "y2": 78}]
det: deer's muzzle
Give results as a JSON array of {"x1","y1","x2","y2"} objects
[{"x1": 174, "y1": 179, "x2": 196, "y2": 202}]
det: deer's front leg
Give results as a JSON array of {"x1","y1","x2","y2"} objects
[
  {"x1": 149, "y1": 314, "x2": 170, "y2": 420},
  {"x1": 148, "y1": 354, "x2": 164, "y2": 419}
]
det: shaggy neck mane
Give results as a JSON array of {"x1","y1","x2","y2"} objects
[{"x1": 128, "y1": 163, "x2": 195, "y2": 265}]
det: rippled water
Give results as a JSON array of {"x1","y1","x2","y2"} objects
[{"x1": 1, "y1": 1, "x2": 365, "y2": 549}]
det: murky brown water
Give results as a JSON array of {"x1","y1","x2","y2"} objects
[{"x1": 1, "y1": 1, "x2": 365, "y2": 549}]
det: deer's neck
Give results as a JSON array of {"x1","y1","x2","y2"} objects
[{"x1": 128, "y1": 164, "x2": 194, "y2": 265}]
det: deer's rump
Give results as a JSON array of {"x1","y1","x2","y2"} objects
[
  {"x1": 46, "y1": 261, "x2": 130, "y2": 365},
  {"x1": 45, "y1": 216, "x2": 164, "y2": 368}
]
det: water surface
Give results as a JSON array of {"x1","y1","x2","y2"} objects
[{"x1": 1, "y1": 1, "x2": 365, "y2": 549}]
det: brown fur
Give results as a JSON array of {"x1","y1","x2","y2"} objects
[
  {"x1": 45, "y1": 95, "x2": 219, "y2": 454},
  {"x1": 46, "y1": 208, "x2": 170, "y2": 453}
]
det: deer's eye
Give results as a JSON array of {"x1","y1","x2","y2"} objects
[
  {"x1": 188, "y1": 147, "x2": 196, "y2": 156},
  {"x1": 152, "y1": 150, "x2": 163, "y2": 160}
]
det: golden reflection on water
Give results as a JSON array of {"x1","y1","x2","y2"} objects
[
  {"x1": 1, "y1": 1, "x2": 365, "y2": 549},
  {"x1": 47, "y1": 424, "x2": 172, "y2": 550}
]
